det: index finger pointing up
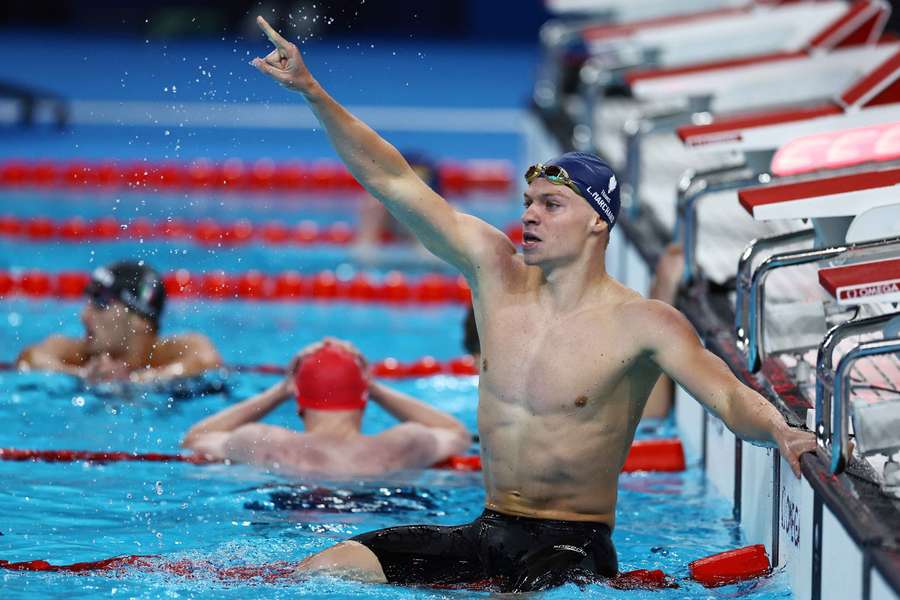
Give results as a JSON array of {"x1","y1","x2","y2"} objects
[{"x1": 256, "y1": 15, "x2": 289, "y2": 48}]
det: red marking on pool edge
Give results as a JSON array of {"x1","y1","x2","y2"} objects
[{"x1": 818, "y1": 258, "x2": 900, "y2": 302}]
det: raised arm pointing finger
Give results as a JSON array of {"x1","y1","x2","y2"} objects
[{"x1": 251, "y1": 16, "x2": 315, "y2": 93}]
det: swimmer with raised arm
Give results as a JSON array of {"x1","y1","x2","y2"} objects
[
  {"x1": 250, "y1": 17, "x2": 816, "y2": 591},
  {"x1": 181, "y1": 339, "x2": 470, "y2": 476},
  {"x1": 17, "y1": 261, "x2": 221, "y2": 382}
]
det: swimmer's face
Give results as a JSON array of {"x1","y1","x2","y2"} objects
[
  {"x1": 521, "y1": 178, "x2": 606, "y2": 267},
  {"x1": 81, "y1": 299, "x2": 140, "y2": 354}
]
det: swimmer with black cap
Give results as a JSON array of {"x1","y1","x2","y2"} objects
[
  {"x1": 248, "y1": 19, "x2": 816, "y2": 592},
  {"x1": 181, "y1": 338, "x2": 470, "y2": 476},
  {"x1": 17, "y1": 260, "x2": 222, "y2": 382}
]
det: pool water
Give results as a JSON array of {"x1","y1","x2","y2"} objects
[
  {"x1": 0, "y1": 190, "x2": 794, "y2": 598},
  {"x1": 0, "y1": 300, "x2": 793, "y2": 599}
]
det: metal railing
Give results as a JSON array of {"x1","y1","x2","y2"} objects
[
  {"x1": 831, "y1": 338, "x2": 900, "y2": 474},
  {"x1": 815, "y1": 312, "x2": 900, "y2": 451},
  {"x1": 735, "y1": 229, "x2": 816, "y2": 351},
  {"x1": 737, "y1": 236, "x2": 900, "y2": 372}
]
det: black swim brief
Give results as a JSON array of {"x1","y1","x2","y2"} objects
[{"x1": 350, "y1": 508, "x2": 617, "y2": 592}]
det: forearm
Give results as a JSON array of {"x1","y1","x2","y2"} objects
[
  {"x1": 182, "y1": 381, "x2": 290, "y2": 446},
  {"x1": 17, "y1": 349, "x2": 81, "y2": 376},
  {"x1": 132, "y1": 354, "x2": 220, "y2": 383},
  {"x1": 369, "y1": 381, "x2": 468, "y2": 432},
  {"x1": 722, "y1": 384, "x2": 789, "y2": 446},
  {"x1": 301, "y1": 83, "x2": 416, "y2": 201}
]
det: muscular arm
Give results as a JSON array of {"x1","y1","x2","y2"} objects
[
  {"x1": 250, "y1": 16, "x2": 513, "y2": 278},
  {"x1": 181, "y1": 379, "x2": 291, "y2": 451},
  {"x1": 368, "y1": 381, "x2": 471, "y2": 466},
  {"x1": 378, "y1": 422, "x2": 471, "y2": 469},
  {"x1": 639, "y1": 300, "x2": 816, "y2": 475},
  {"x1": 16, "y1": 336, "x2": 85, "y2": 375},
  {"x1": 369, "y1": 380, "x2": 470, "y2": 434}
]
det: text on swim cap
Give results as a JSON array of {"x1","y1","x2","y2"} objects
[{"x1": 585, "y1": 185, "x2": 616, "y2": 225}]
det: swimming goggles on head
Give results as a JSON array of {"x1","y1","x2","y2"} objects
[
  {"x1": 86, "y1": 284, "x2": 116, "y2": 310},
  {"x1": 524, "y1": 163, "x2": 582, "y2": 198}
]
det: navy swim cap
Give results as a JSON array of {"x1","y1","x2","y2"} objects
[
  {"x1": 85, "y1": 261, "x2": 166, "y2": 328},
  {"x1": 546, "y1": 152, "x2": 620, "y2": 229}
]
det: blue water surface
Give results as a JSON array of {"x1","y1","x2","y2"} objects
[{"x1": 0, "y1": 298, "x2": 794, "y2": 599}]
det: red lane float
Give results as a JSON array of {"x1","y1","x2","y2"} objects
[
  {"x1": 0, "y1": 439, "x2": 684, "y2": 473},
  {"x1": 0, "y1": 448, "x2": 479, "y2": 472},
  {"x1": 689, "y1": 544, "x2": 771, "y2": 587},
  {"x1": 0, "y1": 158, "x2": 513, "y2": 194},
  {"x1": 0, "y1": 269, "x2": 473, "y2": 305},
  {"x1": 0, "y1": 448, "x2": 216, "y2": 465},
  {"x1": 0, "y1": 545, "x2": 769, "y2": 589},
  {"x1": 0, "y1": 357, "x2": 479, "y2": 379},
  {"x1": 621, "y1": 438, "x2": 686, "y2": 472},
  {"x1": 0, "y1": 215, "x2": 524, "y2": 247}
]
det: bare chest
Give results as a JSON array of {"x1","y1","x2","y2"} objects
[{"x1": 478, "y1": 309, "x2": 640, "y2": 414}]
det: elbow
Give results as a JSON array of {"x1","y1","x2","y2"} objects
[
  {"x1": 449, "y1": 427, "x2": 473, "y2": 455},
  {"x1": 181, "y1": 429, "x2": 201, "y2": 450},
  {"x1": 193, "y1": 338, "x2": 224, "y2": 372},
  {"x1": 15, "y1": 348, "x2": 34, "y2": 370}
]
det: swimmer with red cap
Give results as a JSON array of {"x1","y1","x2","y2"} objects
[{"x1": 181, "y1": 339, "x2": 470, "y2": 476}]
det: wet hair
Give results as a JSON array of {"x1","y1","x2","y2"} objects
[
  {"x1": 463, "y1": 305, "x2": 480, "y2": 355},
  {"x1": 85, "y1": 261, "x2": 166, "y2": 332}
]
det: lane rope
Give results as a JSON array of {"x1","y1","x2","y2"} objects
[
  {"x1": 0, "y1": 544, "x2": 769, "y2": 589},
  {"x1": 0, "y1": 439, "x2": 685, "y2": 473},
  {"x1": 0, "y1": 269, "x2": 473, "y2": 304},
  {"x1": 1, "y1": 355, "x2": 480, "y2": 378},
  {"x1": 0, "y1": 215, "x2": 525, "y2": 247},
  {"x1": 0, "y1": 158, "x2": 513, "y2": 194}
]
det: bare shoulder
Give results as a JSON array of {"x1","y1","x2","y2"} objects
[
  {"x1": 375, "y1": 422, "x2": 434, "y2": 445},
  {"x1": 618, "y1": 297, "x2": 699, "y2": 350},
  {"x1": 154, "y1": 333, "x2": 222, "y2": 370},
  {"x1": 456, "y1": 213, "x2": 526, "y2": 283},
  {"x1": 370, "y1": 423, "x2": 440, "y2": 465},
  {"x1": 18, "y1": 335, "x2": 86, "y2": 367},
  {"x1": 231, "y1": 423, "x2": 301, "y2": 444}
]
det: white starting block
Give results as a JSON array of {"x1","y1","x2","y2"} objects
[
  {"x1": 627, "y1": 0, "x2": 891, "y2": 108},
  {"x1": 677, "y1": 47, "x2": 900, "y2": 149},
  {"x1": 585, "y1": 1, "x2": 848, "y2": 66},
  {"x1": 738, "y1": 167, "x2": 900, "y2": 222},
  {"x1": 545, "y1": 0, "x2": 747, "y2": 20}
]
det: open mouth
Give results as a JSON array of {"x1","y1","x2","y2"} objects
[{"x1": 522, "y1": 232, "x2": 542, "y2": 247}]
